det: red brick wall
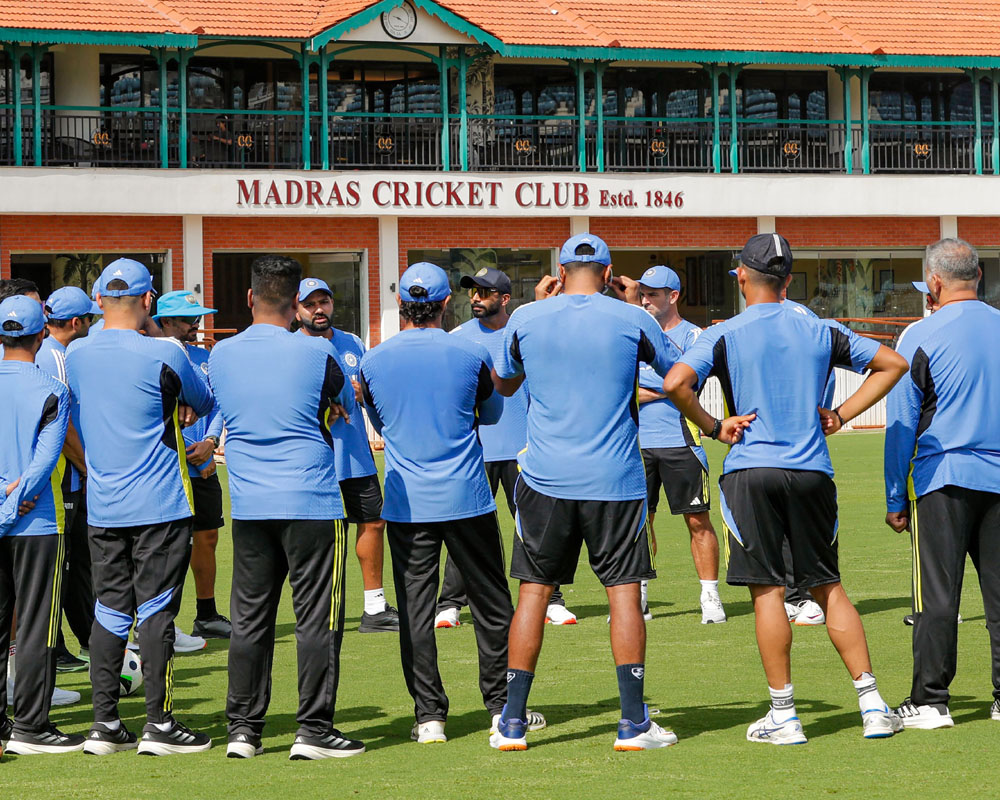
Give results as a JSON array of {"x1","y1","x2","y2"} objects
[
  {"x1": 397, "y1": 217, "x2": 571, "y2": 276},
  {"x1": 0, "y1": 215, "x2": 184, "y2": 286},
  {"x1": 957, "y1": 218, "x2": 1000, "y2": 246},
  {"x1": 775, "y1": 217, "x2": 940, "y2": 248},
  {"x1": 202, "y1": 217, "x2": 381, "y2": 343},
  {"x1": 590, "y1": 217, "x2": 756, "y2": 248}
]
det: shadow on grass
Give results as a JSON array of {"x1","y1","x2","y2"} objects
[{"x1": 853, "y1": 596, "x2": 911, "y2": 616}]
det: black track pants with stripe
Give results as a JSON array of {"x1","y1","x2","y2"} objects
[
  {"x1": 910, "y1": 486, "x2": 1000, "y2": 707},
  {"x1": 227, "y1": 519, "x2": 348, "y2": 738},
  {"x1": 60, "y1": 488, "x2": 95, "y2": 649},
  {"x1": 389, "y1": 513, "x2": 513, "y2": 722},
  {"x1": 89, "y1": 519, "x2": 192, "y2": 724},
  {"x1": 0, "y1": 534, "x2": 64, "y2": 732}
]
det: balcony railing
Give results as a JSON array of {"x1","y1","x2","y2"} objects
[{"x1": 4, "y1": 105, "x2": 997, "y2": 175}]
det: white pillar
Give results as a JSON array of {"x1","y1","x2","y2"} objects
[
  {"x1": 52, "y1": 46, "x2": 100, "y2": 143},
  {"x1": 569, "y1": 216, "x2": 590, "y2": 236},
  {"x1": 940, "y1": 215, "x2": 958, "y2": 240},
  {"x1": 379, "y1": 215, "x2": 400, "y2": 342},
  {"x1": 757, "y1": 216, "x2": 776, "y2": 234},
  {"x1": 182, "y1": 215, "x2": 204, "y2": 295}
]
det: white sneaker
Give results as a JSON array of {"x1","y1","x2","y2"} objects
[
  {"x1": 490, "y1": 709, "x2": 547, "y2": 734},
  {"x1": 613, "y1": 707, "x2": 677, "y2": 750},
  {"x1": 895, "y1": 698, "x2": 954, "y2": 729},
  {"x1": 990, "y1": 699, "x2": 1000, "y2": 721},
  {"x1": 411, "y1": 720, "x2": 447, "y2": 744},
  {"x1": 700, "y1": 592, "x2": 727, "y2": 624},
  {"x1": 434, "y1": 608, "x2": 461, "y2": 629},
  {"x1": 785, "y1": 602, "x2": 800, "y2": 621},
  {"x1": 746, "y1": 711, "x2": 807, "y2": 745},
  {"x1": 51, "y1": 686, "x2": 81, "y2": 706},
  {"x1": 793, "y1": 600, "x2": 825, "y2": 626},
  {"x1": 173, "y1": 626, "x2": 207, "y2": 654},
  {"x1": 545, "y1": 604, "x2": 578, "y2": 625},
  {"x1": 862, "y1": 707, "x2": 904, "y2": 738}
]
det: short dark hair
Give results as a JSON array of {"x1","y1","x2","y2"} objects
[
  {"x1": 251, "y1": 254, "x2": 302, "y2": 311},
  {"x1": 744, "y1": 266, "x2": 785, "y2": 292},
  {"x1": 0, "y1": 333, "x2": 37, "y2": 350},
  {"x1": 561, "y1": 243, "x2": 605, "y2": 275},
  {"x1": 0, "y1": 277, "x2": 40, "y2": 303},
  {"x1": 46, "y1": 315, "x2": 93, "y2": 329},
  {"x1": 99, "y1": 280, "x2": 144, "y2": 310},
  {"x1": 399, "y1": 300, "x2": 444, "y2": 326}
]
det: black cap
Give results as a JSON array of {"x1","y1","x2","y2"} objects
[
  {"x1": 740, "y1": 233, "x2": 793, "y2": 278},
  {"x1": 459, "y1": 266, "x2": 512, "y2": 295}
]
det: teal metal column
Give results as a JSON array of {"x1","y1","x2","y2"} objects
[
  {"x1": 842, "y1": 68, "x2": 853, "y2": 174},
  {"x1": 710, "y1": 66, "x2": 720, "y2": 173},
  {"x1": 438, "y1": 47, "x2": 450, "y2": 171},
  {"x1": 11, "y1": 44, "x2": 21, "y2": 166},
  {"x1": 179, "y1": 49, "x2": 188, "y2": 168},
  {"x1": 301, "y1": 45, "x2": 311, "y2": 170},
  {"x1": 458, "y1": 46, "x2": 468, "y2": 171},
  {"x1": 576, "y1": 60, "x2": 586, "y2": 172},
  {"x1": 972, "y1": 69, "x2": 983, "y2": 175},
  {"x1": 861, "y1": 68, "x2": 871, "y2": 174},
  {"x1": 993, "y1": 71, "x2": 999, "y2": 175},
  {"x1": 31, "y1": 45, "x2": 41, "y2": 166},
  {"x1": 158, "y1": 48, "x2": 168, "y2": 168},
  {"x1": 320, "y1": 48, "x2": 330, "y2": 171},
  {"x1": 595, "y1": 62, "x2": 605, "y2": 172},
  {"x1": 728, "y1": 66, "x2": 738, "y2": 174}
]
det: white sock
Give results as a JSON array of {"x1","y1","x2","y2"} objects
[
  {"x1": 153, "y1": 720, "x2": 173, "y2": 732},
  {"x1": 769, "y1": 684, "x2": 797, "y2": 723},
  {"x1": 364, "y1": 588, "x2": 386, "y2": 615},
  {"x1": 699, "y1": 579, "x2": 719, "y2": 597},
  {"x1": 640, "y1": 580, "x2": 648, "y2": 607},
  {"x1": 853, "y1": 672, "x2": 887, "y2": 713},
  {"x1": 96, "y1": 719, "x2": 121, "y2": 731}
]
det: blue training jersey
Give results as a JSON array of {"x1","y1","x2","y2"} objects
[
  {"x1": 66, "y1": 329, "x2": 214, "y2": 527},
  {"x1": 451, "y1": 318, "x2": 527, "y2": 462},
  {"x1": 35, "y1": 335, "x2": 82, "y2": 492},
  {"x1": 360, "y1": 327, "x2": 501, "y2": 523},
  {"x1": 0, "y1": 362, "x2": 69, "y2": 537},
  {"x1": 784, "y1": 299, "x2": 837, "y2": 408},
  {"x1": 178, "y1": 342, "x2": 223, "y2": 478},
  {"x1": 209, "y1": 324, "x2": 354, "y2": 521},
  {"x1": 680, "y1": 302, "x2": 879, "y2": 477},
  {"x1": 495, "y1": 293, "x2": 680, "y2": 502},
  {"x1": 324, "y1": 329, "x2": 377, "y2": 481},
  {"x1": 638, "y1": 318, "x2": 707, "y2": 466},
  {"x1": 885, "y1": 300, "x2": 1000, "y2": 511}
]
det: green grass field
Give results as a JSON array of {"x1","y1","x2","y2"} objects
[{"x1": 5, "y1": 432, "x2": 997, "y2": 798}]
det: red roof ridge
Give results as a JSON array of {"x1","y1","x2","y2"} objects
[
  {"x1": 532, "y1": 0, "x2": 620, "y2": 48},
  {"x1": 134, "y1": 0, "x2": 204, "y2": 34},
  {"x1": 794, "y1": 0, "x2": 881, "y2": 54}
]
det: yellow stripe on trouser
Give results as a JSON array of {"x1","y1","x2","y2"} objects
[
  {"x1": 47, "y1": 456, "x2": 67, "y2": 647},
  {"x1": 329, "y1": 521, "x2": 346, "y2": 631},
  {"x1": 911, "y1": 501, "x2": 922, "y2": 614},
  {"x1": 172, "y1": 406, "x2": 194, "y2": 514},
  {"x1": 164, "y1": 658, "x2": 174, "y2": 713}
]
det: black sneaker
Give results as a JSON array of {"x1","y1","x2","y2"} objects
[
  {"x1": 136, "y1": 719, "x2": 212, "y2": 756},
  {"x1": 83, "y1": 722, "x2": 138, "y2": 755},
  {"x1": 903, "y1": 614, "x2": 915, "y2": 626},
  {"x1": 56, "y1": 650, "x2": 89, "y2": 673},
  {"x1": 227, "y1": 731, "x2": 263, "y2": 759},
  {"x1": 192, "y1": 613, "x2": 233, "y2": 639},
  {"x1": 359, "y1": 604, "x2": 400, "y2": 633},
  {"x1": 0, "y1": 715, "x2": 13, "y2": 746},
  {"x1": 5, "y1": 723, "x2": 85, "y2": 754},
  {"x1": 289, "y1": 729, "x2": 365, "y2": 760}
]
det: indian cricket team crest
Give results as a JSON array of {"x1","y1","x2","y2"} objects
[
  {"x1": 200, "y1": 362, "x2": 209, "y2": 375},
  {"x1": 344, "y1": 352, "x2": 358, "y2": 368},
  {"x1": 643, "y1": 268, "x2": 656, "y2": 279},
  {"x1": 306, "y1": 279, "x2": 318, "y2": 287},
  {"x1": 185, "y1": 294, "x2": 198, "y2": 304},
  {"x1": 475, "y1": 267, "x2": 488, "y2": 277}
]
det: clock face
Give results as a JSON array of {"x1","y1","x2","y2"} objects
[{"x1": 381, "y1": 2, "x2": 417, "y2": 39}]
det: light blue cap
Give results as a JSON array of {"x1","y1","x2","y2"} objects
[
  {"x1": 400, "y1": 262, "x2": 451, "y2": 302},
  {"x1": 96, "y1": 258, "x2": 156, "y2": 298},
  {"x1": 638, "y1": 265, "x2": 681, "y2": 292},
  {"x1": 153, "y1": 289, "x2": 217, "y2": 320},
  {"x1": 559, "y1": 233, "x2": 611, "y2": 266},
  {"x1": 45, "y1": 286, "x2": 101, "y2": 320},
  {"x1": 298, "y1": 277, "x2": 333, "y2": 302},
  {"x1": 912, "y1": 281, "x2": 929, "y2": 293},
  {"x1": 0, "y1": 295, "x2": 46, "y2": 337}
]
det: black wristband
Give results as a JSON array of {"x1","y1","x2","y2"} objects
[
  {"x1": 709, "y1": 418, "x2": 722, "y2": 440},
  {"x1": 833, "y1": 407, "x2": 846, "y2": 427}
]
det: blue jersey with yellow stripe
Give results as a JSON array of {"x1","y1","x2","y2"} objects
[
  {"x1": 326, "y1": 328, "x2": 377, "y2": 480},
  {"x1": 66, "y1": 329, "x2": 214, "y2": 527},
  {"x1": 0, "y1": 361, "x2": 70, "y2": 536},
  {"x1": 35, "y1": 335, "x2": 83, "y2": 492},
  {"x1": 178, "y1": 342, "x2": 223, "y2": 477}
]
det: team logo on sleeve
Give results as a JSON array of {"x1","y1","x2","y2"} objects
[{"x1": 344, "y1": 353, "x2": 358, "y2": 368}]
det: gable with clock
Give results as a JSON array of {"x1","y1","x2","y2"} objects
[{"x1": 381, "y1": 1, "x2": 418, "y2": 39}]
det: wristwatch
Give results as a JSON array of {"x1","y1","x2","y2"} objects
[
  {"x1": 709, "y1": 418, "x2": 722, "y2": 440},
  {"x1": 205, "y1": 435, "x2": 220, "y2": 448}
]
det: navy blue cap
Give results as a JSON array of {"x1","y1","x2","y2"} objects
[
  {"x1": 400, "y1": 262, "x2": 451, "y2": 302},
  {"x1": 459, "y1": 266, "x2": 512, "y2": 295},
  {"x1": 45, "y1": 286, "x2": 101, "y2": 320},
  {"x1": 153, "y1": 289, "x2": 217, "y2": 320},
  {"x1": 0, "y1": 295, "x2": 46, "y2": 337},
  {"x1": 638, "y1": 265, "x2": 681, "y2": 292},
  {"x1": 559, "y1": 233, "x2": 611, "y2": 267},
  {"x1": 298, "y1": 277, "x2": 333, "y2": 302},
  {"x1": 96, "y1": 258, "x2": 156, "y2": 298},
  {"x1": 740, "y1": 233, "x2": 793, "y2": 277},
  {"x1": 912, "y1": 281, "x2": 929, "y2": 293}
]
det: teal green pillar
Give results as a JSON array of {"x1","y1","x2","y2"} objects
[
  {"x1": 320, "y1": 48, "x2": 330, "y2": 171},
  {"x1": 861, "y1": 68, "x2": 871, "y2": 174},
  {"x1": 972, "y1": 70, "x2": 983, "y2": 175},
  {"x1": 710, "y1": 66, "x2": 720, "y2": 173},
  {"x1": 179, "y1": 49, "x2": 188, "y2": 168},
  {"x1": 842, "y1": 68, "x2": 853, "y2": 174},
  {"x1": 438, "y1": 47, "x2": 450, "y2": 171},
  {"x1": 158, "y1": 48, "x2": 168, "y2": 168},
  {"x1": 595, "y1": 62, "x2": 605, "y2": 172},
  {"x1": 31, "y1": 45, "x2": 42, "y2": 166},
  {"x1": 458, "y1": 46, "x2": 468, "y2": 171},
  {"x1": 11, "y1": 44, "x2": 22, "y2": 166},
  {"x1": 576, "y1": 60, "x2": 586, "y2": 172},
  {"x1": 728, "y1": 66, "x2": 739, "y2": 174},
  {"x1": 301, "y1": 45, "x2": 311, "y2": 170},
  {"x1": 992, "y1": 72, "x2": 999, "y2": 175}
]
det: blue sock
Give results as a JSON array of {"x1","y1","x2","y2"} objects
[
  {"x1": 616, "y1": 663, "x2": 646, "y2": 724},
  {"x1": 504, "y1": 669, "x2": 534, "y2": 721}
]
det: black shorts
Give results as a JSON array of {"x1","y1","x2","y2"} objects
[
  {"x1": 510, "y1": 478, "x2": 655, "y2": 587},
  {"x1": 339, "y1": 474, "x2": 384, "y2": 524},
  {"x1": 191, "y1": 471, "x2": 224, "y2": 531},
  {"x1": 642, "y1": 447, "x2": 710, "y2": 514},
  {"x1": 719, "y1": 468, "x2": 839, "y2": 589}
]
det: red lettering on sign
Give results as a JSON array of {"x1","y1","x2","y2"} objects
[
  {"x1": 305, "y1": 180, "x2": 323, "y2": 207},
  {"x1": 285, "y1": 180, "x2": 303, "y2": 206},
  {"x1": 237, "y1": 179, "x2": 260, "y2": 206},
  {"x1": 264, "y1": 181, "x2": 282, "y2": 206},
  {"x1": 574, "y1": 183, "x2": 589, "y2": 208},
  {"x1": 446, "y1": 182, "x2": 464, "y2": 207},
  {"x1": 373, "y1": 181, "x2": 391, "y2": 207},
  {"x1": 515, "y1": 182, "x2": 533, "y2": 207},
  {"x1": 468, "y1": 181, "x2": 482, "y2": 207},
  {"x1": 486, "y1": 182, "x2": 502, "y2": 206},
  {"x1": 394, "y1": 182, "x2": 411, "y2": 207},
  {"x1": 427, "y1": 181, "x2": 443, "y2": 208}
]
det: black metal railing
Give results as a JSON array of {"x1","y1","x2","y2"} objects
[
  {"x1": 868, "y1": 122, "x2": 976, "y2": 173},
  {"x1": 730, "y1": 121, "x2": 851, "y2": 172},
  {"x1": 187, "y1": 111, "x2": 303, "y2": 169},
  {"x1": 464, "y1": 117, "x2": 579, "y2": 171},
  {"x1": 327, "y1": 115, "x2": 443, "y2": 170},
  {"x1": 596, "y1": 120, "x2": 714, "y2": 172},
  {"x1": 38, "y1": 110, "x2": 172, "y2": 167}
]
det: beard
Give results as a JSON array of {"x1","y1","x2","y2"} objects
[{"x1": 303, "y1": 315, "x2": 332, "y2": 332}]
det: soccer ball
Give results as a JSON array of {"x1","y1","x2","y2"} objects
[{"x1": 120, "y1": 651, "x2": 143, "y2": 696}]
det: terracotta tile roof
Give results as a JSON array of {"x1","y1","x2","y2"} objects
[{"x1": 1, "y1": 0, "x2": 1000, "y2": 59}]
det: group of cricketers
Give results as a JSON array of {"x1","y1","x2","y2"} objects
[{"x1": 0, "y1": 228, "x2": 997, "y2": 759}]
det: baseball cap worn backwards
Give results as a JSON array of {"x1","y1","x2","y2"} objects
[
  {"x1": 400, "y1": 262, "x2": 451, "y2": 303},
  {"x1": 638, "y1": 265, "x2": 681, "y2": 292},
  {"x1": 739, "y1": 233, "x2": 794, "y2": 278},
  {"x1": 559, "y1": 233, "x2": 611, "y2": 266},
  {"x1": 0, "y1": 294, "x2": 46, "y2": 337},
  {"x1": 459, "y1": 266, "x2": 512, "y2": 295},
  {"x1": 153, "y1": 289, "x2": 217, "y2": 320},
  {"x1": 45, "y1": 286, "x2": 101, "y2": 320},
  {"x1": 96, "y1": 258, "x2": 156, "y2": 298},
  {"x1": 298, "y1": 277, "x2": 333, "y2": 302}
]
